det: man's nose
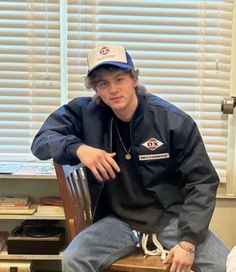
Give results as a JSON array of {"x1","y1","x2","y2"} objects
[{"x1": 108, "y1": 81, "x2": 118, "y2": 92}]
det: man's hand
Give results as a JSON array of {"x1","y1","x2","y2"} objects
[
  {"x1": 162, "y1": 241, "x2": 195, "y2": 272},
  {"x1": 76, "y1": 144, "x2": 120, "y2": 182}
]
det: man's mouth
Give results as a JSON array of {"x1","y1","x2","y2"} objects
[{"x1": 110, "y1": 96, "x2": 122, "y2": 101}]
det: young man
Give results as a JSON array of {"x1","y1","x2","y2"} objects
[{"x1": 31, "y1": 44, "x2": 229, "y2": 272}]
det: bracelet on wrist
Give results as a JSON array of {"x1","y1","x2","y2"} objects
[{"x1": 177, "y1": 242, "x2": 196, "y2": 255}]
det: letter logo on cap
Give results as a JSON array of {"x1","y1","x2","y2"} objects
[{"x1": 99, "y1": 46, "x2": 110, "y2": 55}]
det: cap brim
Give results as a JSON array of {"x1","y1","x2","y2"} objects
[{"x1": 87, "y1": 61, "x2": 132, "y2": 76}]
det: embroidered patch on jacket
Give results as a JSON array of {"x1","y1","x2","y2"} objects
[
  {"x1": 142, "y1": 138, "x2": 164, "y2": 151},
  {"x1": 139, "y1": 153, "x2": 170, "y2": 161}
]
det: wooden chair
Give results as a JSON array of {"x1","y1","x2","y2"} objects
[{"x1": 54, "y1": 163, "x2": 169, "y2": 272}]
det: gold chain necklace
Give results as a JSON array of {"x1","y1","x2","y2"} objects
[{"x1": 114, "y1": 121, "x2": 132, "y2": 160}]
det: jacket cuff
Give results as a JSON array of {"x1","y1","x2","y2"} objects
[
  {"x1": 179, "y1": 234, "x2": 199, "y2": 247},
  {"x1": 66, "y1": 142, "x2": 83, "y2": 163}
]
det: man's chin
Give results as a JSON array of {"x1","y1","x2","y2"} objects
[
  {"x1": 111, "y1": 105, "x2": 125, "y2": 113},
  {"x1": 109, "y1": 102, "x2": 124, "y2": 110}
]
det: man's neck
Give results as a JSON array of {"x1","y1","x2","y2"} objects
[{"x1": 113, "y1": 96, "x2": 138, "y2": 122}]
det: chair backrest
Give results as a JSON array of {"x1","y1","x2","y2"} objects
[
  {"x1": 54, "y1": 163, "x2": 92, "y2": 241},
  {"x1": 54, "y1": 162, "x2": 170, "y2": 272}
]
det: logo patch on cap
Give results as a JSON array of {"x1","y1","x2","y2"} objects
[
  {"x1": 99, "y1": 46, "x2": 111, "y2": 55},
  {"x1": 142, "y1": 138, "x2": 163, "y2": 151}
]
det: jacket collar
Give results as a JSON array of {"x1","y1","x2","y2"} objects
[{"x1": 94, "y1": 93, "x2": 146, "y2": 123}]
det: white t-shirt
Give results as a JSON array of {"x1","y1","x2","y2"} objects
[{"x1": 227, "y1": 246, "x2": 236, "y2": 272}]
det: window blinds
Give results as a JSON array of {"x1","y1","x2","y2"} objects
[
  {"x1": 67, "y1": 0, "x2": 234, "y2": 183},
  {"x1": 0, "y1": 0, "x2": 60, "y2": 161},
  {"x1": 0, "y1": 0, "x2": 234, "y2": 183}
]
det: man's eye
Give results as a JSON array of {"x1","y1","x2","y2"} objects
[
  {"x1": 116, "y1": 77, "x2": 124, "y2": 82},
  {"x1": 98, "y1": 82, "x2": 107, "y2": 88}
]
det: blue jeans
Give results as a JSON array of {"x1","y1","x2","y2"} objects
[{"x1": 62, "y1": 216, "x2": 229, "y2": 272}]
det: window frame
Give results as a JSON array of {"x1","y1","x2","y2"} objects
[{"x1": 0, "y1": 0, "x2": 235, "y2": 197}]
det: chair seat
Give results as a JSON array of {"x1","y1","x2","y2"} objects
[
  {"x1": 54, "y1": 163, "x2": 170, "y2": 272},
  {"x1": 105, "y1": 253, "x2": 169, "y2": 272}
]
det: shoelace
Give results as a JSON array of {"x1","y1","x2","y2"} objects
[
  {"x1": 135, "y1": 231, "x2": 195, "y2": 272},
  {"x1": 141, "y1": 233, "x2": 169, "y2": 260}
]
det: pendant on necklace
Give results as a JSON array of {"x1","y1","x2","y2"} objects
[{"x1": 125, "y1": 153, "x2": 132, "y2": 160}]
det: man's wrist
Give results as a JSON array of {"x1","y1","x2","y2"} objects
[
  {"x1": 76, "y1": 144, "x2": 86, "y2": 158},
  {"x1": 178, "y1": 241, "x2": 196, "y2": 254}
]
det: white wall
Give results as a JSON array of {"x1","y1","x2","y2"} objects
[{"x1": 210, "y1": 198, "x2": 236, "y2": 249}]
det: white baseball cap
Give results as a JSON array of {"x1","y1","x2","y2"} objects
[{"x1": 87, "y1": 44, "x2": 134, "y2": 75}]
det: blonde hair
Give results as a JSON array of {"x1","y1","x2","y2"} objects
[
  {"x1": 85, "y1": 65, "x2": 138, "y2": 88},
  {"x1": 84, "y1": 65, "x2": 147, "y2": 102}
]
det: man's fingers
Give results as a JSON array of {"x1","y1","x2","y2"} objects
[
  {"x1": 91, "y1": 167, "x2": 104, "y2": 182},
  {"x1": 101, "y1": 160, "x2": 116, "y2": 179},
  {"x1": 109, "y1": 152, "x2": 116, "y2": 157},
  {"x1": 77, "y1": 145, "x2": 121, "y2": 181},
  {"x1": 169, "y1": 263, "x2": 178, "y2": 272},
  {"x1": 106, "y1": 153, "x2": 120, "y2": 173},
  {"x1": 163, "y1": 250, "x2": 173, "y2": 264},
  {"x1": 91, "y1": 156, "x2": 119, "y2": 181},
  {"x1": 97, "y1": 164, "x2": 110, "y2": 180}
]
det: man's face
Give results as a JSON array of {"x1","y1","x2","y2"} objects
[{"x1": 95, "y1": 69, "x2": 138, "y2": 119}]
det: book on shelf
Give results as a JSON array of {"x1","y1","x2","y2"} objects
[
  {"x1": 39, "y1": 196, "x2": 63, "y2": 206},
  {"x1": 0, "y1": 197, "x2": 29, "y2": 205},
  {"x1": 0, "y1": 197, "x2": 31, "y2": 211},
  {"x1": 0, "y1": 231, "x2": 8, "y2": 251},
  {"x1": 0, "y1": 203, "x2": 31, "y2": 210},
  {"x1": 0, "y1": 261, "x2": 31, "y2": 272},
  {"x1": 36, "y1": 204, "x2": 64, "y2": 216},
  {"x1": 0, "y1": 204, "x2": 37, "y2": 215}
]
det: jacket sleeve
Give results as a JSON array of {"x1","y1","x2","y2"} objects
[
  {"x1": 31, "y1": 99, "x2": 84, "y2": 165},
  {"x1": 174, "y1": 116, "x2": 219, "y2": 246}
]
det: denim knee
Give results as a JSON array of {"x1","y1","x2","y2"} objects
[
  {"x1": 62, "y1": 245, "x2": 95, "y2": 272},
  {"x1": 62, "y1": 246, "x2": 79, "y2": 271},
  {"x1": 194, "y1": 234, "x2": 229, "y2": 272}
]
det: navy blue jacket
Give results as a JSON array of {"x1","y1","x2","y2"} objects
[{"x1": 31, "y1": 93, "x2": 219, "y2": 246}]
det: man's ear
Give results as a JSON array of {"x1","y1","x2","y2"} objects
[{"x1": 133, "y1": 77, "x2": 138, "y2": 87}]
